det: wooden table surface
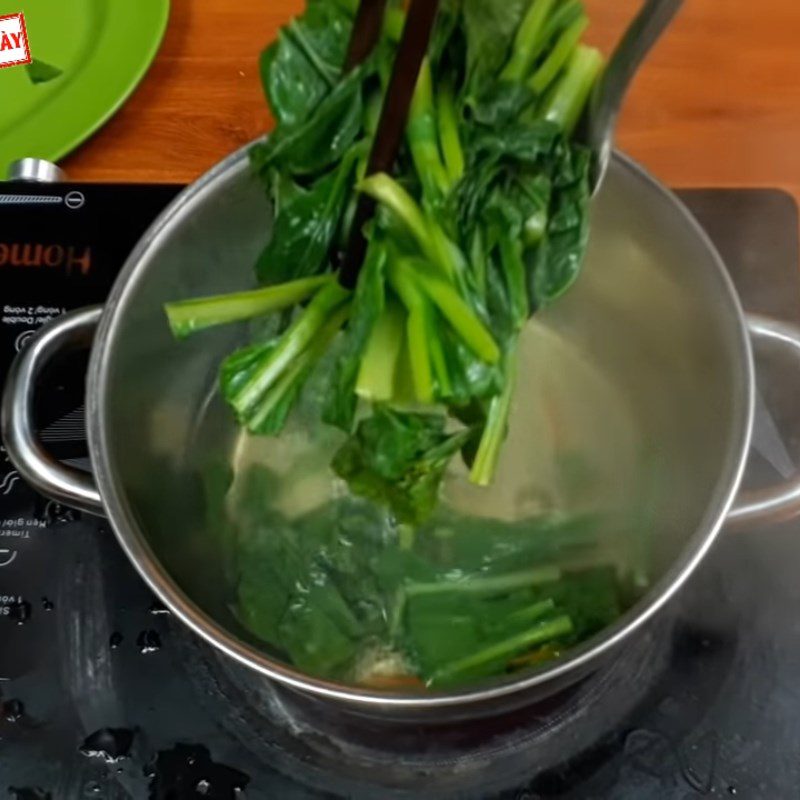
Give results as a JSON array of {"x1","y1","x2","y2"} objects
[{"x1": 64, "y1": 0, "x2": 800, "y2": 207}]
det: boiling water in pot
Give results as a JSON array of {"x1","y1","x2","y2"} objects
[
  {"x1": 97, "y1": 160, "x2": 744, "y2": 696},
  {"x1": 179, "y1": 313, "x2": 650, "y2": 688},
  {"x1": 227, "y1": 320, "x2": 643, "y2": 532}
]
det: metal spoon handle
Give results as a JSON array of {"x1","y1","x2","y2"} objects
[{"x1": 587, "y1": 0, "x2": 684, "y2": 193}]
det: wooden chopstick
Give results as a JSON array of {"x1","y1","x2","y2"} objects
[
  {"x1": 345, "y1": 0, "x2": 391, "y2": 72},
  {"x1": 339, "y1": 0, "x2": 442, "y2": 289}
]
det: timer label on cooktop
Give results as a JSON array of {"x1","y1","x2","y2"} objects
[{"x1": 0, "y1": 183, "x2": 182, "y2": 679}]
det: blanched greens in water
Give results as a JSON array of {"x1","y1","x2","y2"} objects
[{"x1": 223, "y1": 465, "x2": 622, "y2": 686}]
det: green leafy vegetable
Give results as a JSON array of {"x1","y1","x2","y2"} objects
[
  {"x1": 332, "y1": 407, "x2": 475, "y2": 525},
  {"x1": 462, "y1": 0, "x2": 530, "y2": 104},
  {"x1": 324, "y1": 242, "x2": 387, "y2": 431},
  {"x1": 221, "y1": 282, "x2": 351, "y2": 434},
  {"x1": 165, "y1": 275, "x2": 333, "y2": 339},
  {"x1": 259, "y1": 0, "x2": 353, "y2": 127},
  {"x1": 166, "y1": 0, "x2": 617, "y2": 689},
  {"x1": 167, "y1": 0, "x2": 603, "y2": 514},
  {"x1": 251, "y1": 63, "x2": 370, "y2": 178},
  {"x1": 231, "y1": 463, "x2": 622, "y2": 686},
  {"x1": 427, "y1": 615, "x2": 574, "y2": 687},
  {"x1": 255, "y1": 148, "x2": 363, "y2": 285}
]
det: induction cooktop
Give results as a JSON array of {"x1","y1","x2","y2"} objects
[{"x1": 1, "y1": 182, "x2": 799, "y2": 799}]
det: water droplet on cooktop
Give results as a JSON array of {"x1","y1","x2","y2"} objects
[
  {"x1": 3, "y1": 698, "x2": 24, "y2": 722},
  {"x1": 110, "y1": 632, "x2": 123, "y2": 649},
  {"x1": 8, "y1": 789, "x2": 52, "y2": 800},
  {"x1": 136, "y1": 630, "x2": 162, "y2": 654},
  {"x1": 84, "y1": 782, "x2": 102, "y2": 795},
  {"x1": 728, "y1": 788, "x2": 738, "y2": 796},
  {"x1": 41, "y1": 597, "x2": 54, "y2": 611},
  {"x1": 42, "y1": 500, "x2": 81, "y2": 525},
  {"x1": 80, "y1": 727, "x2": 134, "y2": 763},
  {"x1": 146, "y1": 744, "x2": 250, "y2": 796},
  {"x1": 149, "y1": 600, "x2": 171, "y2": 616},
  {"x1": 10, "y1": 600, "x2": 31, "y2": 625}
]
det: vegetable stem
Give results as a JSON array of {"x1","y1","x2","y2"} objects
[
  {"x1": 407, "y1": 309, "x2": 436, "y2": 404},
  {"x1": 470, "y1": 345, "x2": 519, "y2": 485},
  {"x1": 429, "y1": 615, "x2": 574, "y2": 686},
  {"x1": 539, "y1": 0, "x2": 585, "y2": 46},
  {"x1": 388, "y1": 261, "x2": 435, "y2": 403},
  {"x1": 407, "y1": 263, "x2": 501, "y2": 364},
  {"x1": 231, "y1": 281, "x2": 351, "y2": 417},
  {"x1": 436, "y1": 79, "x2": 465, "y2": 184},
  {"x1": 501, "y1": 0, "x2": 557, "y2": 83},
  {"x1": 360, "y1": 174, "x2": 462, "y2": 282},
  {"x1": 384, "y1": 7, "x2": 406, "y2": 41},
  {"x1": 541, "y1": 44, "x2": 604, "y2": 135},
  {"x1": 356, "y1": 298, "x2": 406, "y2": 401},
  {"x1": 408, "y1": 58, "x2": 451, "y2": 204},
  {"x1": 502, "y1": 599, "x2": 558, "y2": 629},
  {"x1": 164, "y1": 275, "x2": 332, "y2": 339},
  {"x1": 529, "y1": 15, "x2": 589, "y2": 95},
  {"x1": 406, "y1": 567, "x2": 562, "y2": 598},
  {"x1": 498, "y1": 236, "x2": 530, "y2": 329},
  {"x1": 360, "y1": 174, "x2": 431, "y2": 257},
  {"x1": 249, "y1": 304, "x2": 351, "y2": 430},
  {"x1": 425, "y1": 304, "x2": 453, "y2": 398}
]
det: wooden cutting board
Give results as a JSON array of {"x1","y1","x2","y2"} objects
[{"x1": 60, "y1": 0, "x2": 800, "y2": 212}]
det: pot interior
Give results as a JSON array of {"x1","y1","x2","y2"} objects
[{"x1": 91, "y1": 151, "x2": 750, "y2": 698}]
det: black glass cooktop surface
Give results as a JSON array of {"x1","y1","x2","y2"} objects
[{"x1": 1, "y1": 183, "x2": 799, "y2": 799}]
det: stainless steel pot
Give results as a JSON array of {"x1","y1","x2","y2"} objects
[{"x1": 5, "y1": 144, "x2": 800, "y2": 721}]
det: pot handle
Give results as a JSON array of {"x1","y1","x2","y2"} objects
[
  {"x1": 728, "y1": 314, "x2": 800, "y2": 527},
  {"x1": 1, "y1": 306, "x2": 104, "y2": 516}
]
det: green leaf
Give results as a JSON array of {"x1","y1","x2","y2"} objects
[
  {"x1": 531, "y1": 144, "x2": 591, "y2": 305},
  {"x1": 451, "y1": 121, "x2": 560, "y2": 242},
  {"x1": 236, "y1": 471, "x2": 302, "y2": 649},
  {"x1": 332, "y1": 408, "x2": 473, "y2": 525},
  {"x1": 260, "y1": 0, "x2": 353, "y2": 127},
  {"x1": 545, "y1": 566, "x2": 622, "y2": 641},
  {"x1": 250, "y1": 64, "x2": 369, "y2": 177},
  {"x1": 462, "y1": 0, "x2": 531, "y2": 104},
  {"x1": 417, "y1": 510, "x2": 601, "y2": 574},
  {"x1": 278, "y1": 574, "x2": 362, "y2": 675},
  {"x1": 468, "y1": 81, "x2": 538, "y2": 127},
  {"x1": 452, "y1": 122, "x2": 590, "y2": 315},
  {"x1": 255, "y1": 150, "x2": 360, "y2": 285},
  {"x1": 234, "y1": 473, "x2": 391, "y2": 676}
]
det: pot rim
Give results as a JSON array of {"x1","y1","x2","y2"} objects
[{"x1": 86, "y1": 141, "x2": 755, "y2": 712}]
